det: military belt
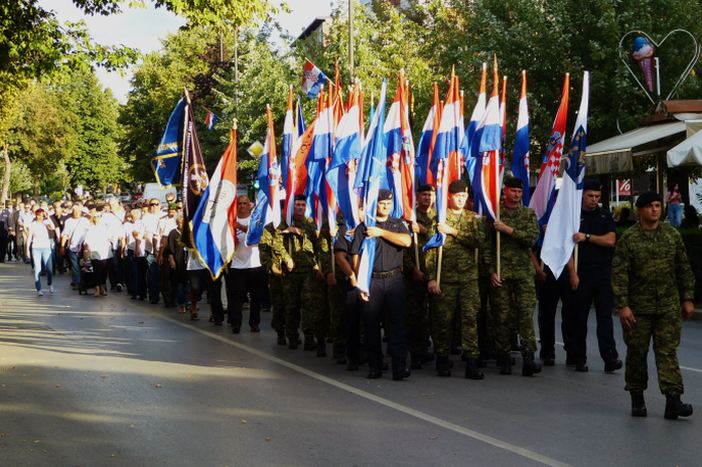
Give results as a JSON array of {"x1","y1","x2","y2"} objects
[{"x1": 372, "y1": 267, "x2": 401, "y2": 279}]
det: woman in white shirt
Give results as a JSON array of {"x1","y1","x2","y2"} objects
[
  {"x1": 83, "y1": 206, "x2": 113, "y2": 297},
  {"x1": 25, "y1": 208, "x2": 55, "y2": 296}
]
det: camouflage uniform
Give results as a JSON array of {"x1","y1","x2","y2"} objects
[
  {"x1": 319, "y1": 217, "x2": 348, "y2": 353},
  {"x1": 612, "y1": 223, "x2": 695, "y2": 395},
  {"x1": 485, "y1": 202, "x2": 539, "y2": 357},
  {"x1": 273, "y1": 217, "x2": 321, "y2": 343},
  {"x1": 259, "y1": 224, "x2": 285, "y2": 336},
  {"x1": 477, "y1": 220, "x2": 497, "y2": 360},
  {"x1": 425, "y1": 209, "x2": 485, "y2": 359},
  {"x1": 403, "y1": 208, "x2": 435, "y2": 361}
]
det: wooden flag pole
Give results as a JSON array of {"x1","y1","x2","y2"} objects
[
  {"x1": 437, "y1": 246, "x2": 443, "y2": 287},
  {"x1": 331, "y1": 242, "x2": 336, "y2": 275},
  {"x1": 574, "y1": 244, "x2": 579, "y2": 271},
  {"x1": 413, "y1": 232, "x2": 420, "y2": 268}
]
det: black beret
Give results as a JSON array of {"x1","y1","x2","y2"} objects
[
  {"x1": 416, "y1": 184, "x2": 435, "y2": 193},
  {"x1": 635, "y1": 191, "x2": 662, "y2": 208},
  {"x1": 448, "y1": 179, "x2": 468, "y2": 194},
  {"x1": 583, "y1": 179, "x2": 602, "y2": 191},
  {"x1": 294, "y1": 194, "x2": 307, "y2": 202},
  {"x1": 503, "y1": 176, "x2": 523, "y2": 189},
  {"x1": 378, "y1": 189, "x2": 393, "y2": 201}
]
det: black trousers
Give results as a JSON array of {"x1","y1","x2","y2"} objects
[
  {"x1": 343, "y1": 281, "x2": 362, "y2": 361},
  {"x1": 361, "y1": 274, "x2": 407, "y2": 372},
  {"x1": 0, "y1": 228, "x2": 7, "y2": 262},
  {"x1": 225, "y1": 267, "x2": 265, "y2": 329},
  {"x1": 208, "y1": 274, "x2": 225, "y2": 323},
  {"x1": 537, "y1": 269, "x2": 576, "y2": 360},
  {"x1": 573, "y1": 266, "x2": 619, "y2": 364}
]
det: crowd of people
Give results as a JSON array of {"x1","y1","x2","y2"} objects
[{"x1": 0, "y1": 177, "x2": 697, "y2": 419}]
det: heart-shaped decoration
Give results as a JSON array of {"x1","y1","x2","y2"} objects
[{"x1": 619, "y1": 29, "x2": 701, "y2": 104}]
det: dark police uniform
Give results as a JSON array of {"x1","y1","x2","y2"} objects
[
  {"x1": 351, "y1": 217, "x2": 410, "y2": 378},
  {"x1": 332, "y1": 225, "x2": 361, "y2": 366},
  {"x1": 536, "y1": 258, "x2": 576, "y2": 364},
  {"x1": 573, "y1": 205, "x2": 620, "y2": 369}
]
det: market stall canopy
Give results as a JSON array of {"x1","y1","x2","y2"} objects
[
  {"x1": 585, "y1": 121, "x2": 686, "y2": 174},
  {"x1": 667, "y1": 129, "x2": 702, "y2": 167}
]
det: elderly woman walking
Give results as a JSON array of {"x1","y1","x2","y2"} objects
[{"x1": 83, "y1": 206, "x2": 112, "y2": 297}]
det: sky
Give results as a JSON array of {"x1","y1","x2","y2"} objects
[{"x1": 39, "y1": 0, "x2": 335, "y2": 103}]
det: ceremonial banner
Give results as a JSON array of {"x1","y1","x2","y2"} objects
[
  {"x1": 181, "y1": 97, "x2": 208, "y2": 248},
  {"x1": 152, "y1": 97, "x2": 186, "y2": 188}
]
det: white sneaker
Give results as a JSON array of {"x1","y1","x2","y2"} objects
[
  {"x1": 37, "y1": 290, "x2": 44, "y2": 296},
  {"x1": 50, "y1": 285, "x2": 55, "y2": 294}
]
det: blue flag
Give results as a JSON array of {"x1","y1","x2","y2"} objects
[{"x1": 152, "y1": 98, "x2": 186, "y2": 187}]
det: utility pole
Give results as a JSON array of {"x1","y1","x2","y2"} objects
[
  {"x1": 348, "y1": 0, "x2": 354, "y2": 82},
  {"x1": 234, "y1": 27, "x2": 239, "y2": 109}
]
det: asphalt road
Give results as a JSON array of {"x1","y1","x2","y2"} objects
[{"x1": 1, "y1": 261, "x2": 701, "y2": 467}]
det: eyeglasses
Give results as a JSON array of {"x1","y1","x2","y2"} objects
[{"x1": 150, "y1": 203, "x2": 160, "y2": 207}]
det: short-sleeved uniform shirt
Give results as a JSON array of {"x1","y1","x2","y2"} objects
[
  {"x1": 579, "y1": 206, "x2": 616, "y2": 268},
  {"x1": 350, "y1": 217, "x2": 409, "y2": 272}
]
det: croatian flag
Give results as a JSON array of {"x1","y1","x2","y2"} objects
[
  {"x1": 463, "y1": 63, "x2": 487, "y2": 183},
  {"x1": 192, "y1": 127, "x2": 238, "y2": 279},
  {"x1": 476, "y1": 61, "x2": 502, "y2": 221},
  {"x1": 355, "y1": 79, "x2": 387, "y2": 296},
  {"x1": 384, "y1": 73, "x2": 415, "y2": 221},
  {"x1": 247, "y1": 105, "x2": 281, "y2": 244},
  {"x1": 281, "y1": 86, "x2": 295, "y2": 191},
  {"x1": 530, "y1": 73, "x2": 570, "y2": 237},
  {"x1": 308, "y1": 88, "x2": 334, "y2": 229},
  {"x1": 416, "y1": 82, "x2": 441, "y2": 186},
  {"x1": 204, "y1": 109, "x2": 218, "y2": 131},
  {"x1": 423, "y1": 73, "x2": 461, "y2": 251},
  {"x1": 301, "y1": 59, "x2": 328, "y2": 99},
  {"x1": 511, "y1": 70, "x2": 530, "y2": 206},
  {"x1": 328, "y1": 83, "x2": 363, "y2": 231},
  {"x1": 284, "y1": 96, "x2": 307, "y2": 225},
  {"x1": 499, "y1": 76, "x2": 508, "y2": 176},
  {"x1": 541, "y1": 72, "x2": 589, "y2": 278}
]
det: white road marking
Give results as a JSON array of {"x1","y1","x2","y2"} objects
[{"x1": 157, "y1": 313, "x2": 571, "y2": 467}]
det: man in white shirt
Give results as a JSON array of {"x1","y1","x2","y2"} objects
[
  {"x1": 226, "y1": 196, "x2": 265, "y2": 333},
  {"x1": 102, "y1": 203, "x2": 126, "y2": 292},
  {"x1": 61, "y1": 205, "x2": 89, "y2": 288}
]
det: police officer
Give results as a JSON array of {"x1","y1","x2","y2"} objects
[
  {"x1": 486, "y1": 176, "x2": 541, "y2": 376},
  {"x1": 571, "y1": 179, "x2": 622, "y2": 373},
  {"x1": 425, "y1": 180, "x2": 485, "y2": 379},
  {"x1": 351, "y1": 189, "x2": 412, "y2": 380},
  {"x1": 332, "y1": 221, "x2": 361, "y2": 369},
  {"x1": 612, "y1": 191, "x2": 695, "y2": 419}
]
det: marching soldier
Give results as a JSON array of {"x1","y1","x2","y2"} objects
[
  {"x1": 260, "y1": 223, "x2": 286, "y2": 345},
  {"x1": 319, "y1": 214, "x2": 348, "y2": 363},
  {"x1": 425, "y1": 180, "x2": 485, "y2": 379},
  {"x1": 485, "y1": 176, "x2": 541, "y2": 376},
  {"x1": 612, "y1": 192, "x2": 695, "y2": 419}
]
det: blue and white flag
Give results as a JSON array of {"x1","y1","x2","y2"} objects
[
  {"x1": 541, "y1": 72, "x2": 589, "y2": 278},
  {"x1": 152, "y1": 97, "x2": 186, "y2": 188},
  {"x1": 355, "y1": 80, "x2": 387, "y2": 296},
  {"x1": 511, "y1": 70, "x2": 530, "y2": 206}
]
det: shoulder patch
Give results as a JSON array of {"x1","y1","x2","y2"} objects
[{"x1": 611, "y1": 256, "x2": 621, "y2": 267}]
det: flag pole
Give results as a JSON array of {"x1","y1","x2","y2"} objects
[{"x1": 437, "y1": 246, "x2": 443, "y2": 287}]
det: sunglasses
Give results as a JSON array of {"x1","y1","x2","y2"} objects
[{"x1": 150, "y1": 203, "x2": 160, "y2": 207}]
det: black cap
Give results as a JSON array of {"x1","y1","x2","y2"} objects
[
  {"x1": 635, "y1": 191, "x2": 662, "y2": 208},
  {"x1": 378, "y1": 189, "x2": 393, "y2": 201},
  {"x1": 416, "y1": 184, "x2": 435, "y2": 193},
  {"x1": 503, "y1": 176, "x2": 524, "y2": 189},
  {"x1": 294, "y1": 194, "x2": 307, "y2": 202},
  {"x1": 583, "y1": 178, "x2": 602, "y2": 191},
  {"x1": 448, "y1": 179, "x2": 468, "y2": 194}
]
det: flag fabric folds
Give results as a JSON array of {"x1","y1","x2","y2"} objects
[
  {"x1": 463, "y1": 63, "x2": 487, "y2": 184},
  {"x1": 192, "y1": 127, "x2": 238, "y2": 279},
  {"x1": 204, "y1": 109, "x2": 218, "y2": 130},
  {"x1": 281, "y1": 86, "x2": 294, "y2": 191},
  {"x1": 247, "y1": 106, "x2": 281, "y2": 245},
  {"x1": 475, "y1": 61, "x2": 502, "y2": 221},
  {"x1": 152, "y1": 97, "x2": 186, "y2": 188},
  {"x1": 416, "y1": 82, "x2": 440, "y2": 186},
  {"x1": 180, "y1": 98, "x2": 208, "y2": 248},
  {"x1": 541, "y1": 72, "x2": 589, "y2": 278},
  {"x1": 301, "y1": 59, "x2": 328, "y2": 98},
  {"x1": 511, "y1": 70, "x2": 530, "y2": 206},
  {"x1": 355, "y1": 79, "x2": 388, "y2": 295},
  {"x1": 530, "y1": 73, "x2": 570, "y2": 238}
]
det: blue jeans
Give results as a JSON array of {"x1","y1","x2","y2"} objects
[
  {"x1": 32, "y1": 247, "x2": 53, "y2": 291},
  {"x1": 668, "y1": 203, "x2": 682, "y2": 227},
  {"x1": 69, "y1": 249, "x2": 80, "y2": 285}
]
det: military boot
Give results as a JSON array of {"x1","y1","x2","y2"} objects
[
  {"x1": 631, "y1": 392, "x2": 647, "y2": 417},
  {"x1": 464, "y1": 358, "x2": 484, "y2": 380},
  {"x1": 522, "y1": 353, "x2": 542, "y2": 377},
  {"x1": 303, "y1": 336, "x2": 316, "y2": 351},
  {"x1": 316, "y1": 338, "x2": 327, "y2": 357},
  {"x1": 664, "y1": 394, "x2": 693, "y2": 419},
  {"x1": 276, "y1": 331, "x2": 287, "y2": 346},
  {"x1": 497, "y1": 355, "x2": 512, "y2": 375},
  {"x1": 333, "y1": 343, "x2": 347, "y2": 365},
  {"x1": 410, "y1": 353, "x2": 423, "y2": 370},
  {"x1": 436, "y1": 356, "x2": 451, "y2": 377}
]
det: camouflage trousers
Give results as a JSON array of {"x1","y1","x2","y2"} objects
[
  {"x1": 283, "y1": 271, "x2": 314, "y2": 341},
  {"x1": 429, "y1": 281, "x2": 480, "y2": 358},
  {"x1": 493, "y1": 277, "x2": 537, "y2": 355},
  {"x1": 268, "y1": 273, "x2": 285, "y2": 334},
  {"x1": 623, "y1": 308, "x2": 684, "y2": 395},
  {"x1": 405, "y1": 275, "x2": 430, "y2": 357}
]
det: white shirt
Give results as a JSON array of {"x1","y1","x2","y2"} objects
[
  {"x1": 231, "y1": 216, "x2": 261, "y2": 269},
  {"x1": 101, "y1": 212, "x2": 123, "y2": 248},
  {"x1": 63, "y1": 217, "x2": 90, "y2": 252},
  {"x1": 157, "y1": 216, "x2": 178, "y2": 239},
  {"x1": 141, "y1": 212, "x2": 162, "y2": 253},
  {"x1": 27, "y1": 220, "x2": 53, "y2": 249},
  {"x1": 186, "y1": 250, "x2": 206, "y2": 271},
  {"x1": 84, "y1": 222, "x2": 113, "y2": 260}
]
